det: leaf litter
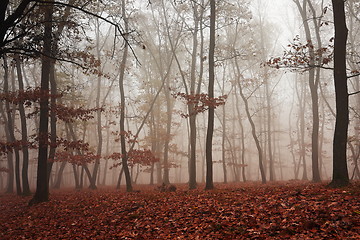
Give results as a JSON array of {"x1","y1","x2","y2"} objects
[{"x1": 0, "y1": 181, "x2": 359, "y2": 239}]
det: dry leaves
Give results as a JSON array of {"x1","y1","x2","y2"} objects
[{"x1": 0, "y1": 182, "x2": 359, "y2": 239}]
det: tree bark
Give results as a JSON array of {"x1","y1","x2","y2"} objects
[
  {"x1": 0, "y1": 58, "x2": 14, "y2": 193},
  {"x1": 329, "y1": 0, "x2": 349, "y2": 187},
  {"x1": 29, "y1": 1, "x2": 54, "y2": 205},
  {"x1": 15, "y1": 54, "x2": 31, "y2": 195},
  {"x1": 293, "y1": 0, "x2": 321, "y2": 182},
  {"x1": 205, "y1": 0, "x2": 216, "y2": 190},
  {"x1": 118, "y1": 0, "x2": 132, "y2": 192}
]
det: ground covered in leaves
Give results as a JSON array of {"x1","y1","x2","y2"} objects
[{"x1": 1, "y1": 182, "x2": 359, "y2": 239}]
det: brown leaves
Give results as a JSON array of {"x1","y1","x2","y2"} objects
[
  {"x1": 107, "y1": 149, "x2": 159, "y2": 169},
  {"x1": 52, "y1": 104, "x2": 101, "y2": 123},
  {"x1": 50, "y1": 151, "x2": 100, "y2": 165},
  {"x1": 0, "y1": 182, "x2": 359, "y2": 239},
  {"x1": 267, "y1": 36, "x2": 334, "y2": 70},
  {"x1": 172, "y1": 92, "x2": 227, "y2": 118}
]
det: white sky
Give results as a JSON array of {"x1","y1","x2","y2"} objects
[{"x1": 252, "y1": 0, "x2": 299, "y2": 48}]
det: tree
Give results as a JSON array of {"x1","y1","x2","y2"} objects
[
  {"x1": 293, "y1": 0, "x2": 321, "y2": 183},
  {"x1": 205, "y1": 0, "x2": 216, "y2": 190},
  {"x1": 0, "y1": 0, "x2": 35, "y2": 55},
  {"x1": 329, "y1": 0, "x2": 349, "y2": 187},
  {"x1": 15, "y1": 54, "x2": 31, "y2": 195},
  {"x1": 29, "y1": 0, "x2": 54, "y2": 205},
  {"x1": 163, "y1": 0, "x2": 207, "y2": 189}
]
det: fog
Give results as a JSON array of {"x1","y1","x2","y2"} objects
[{"x1": 0, "y1": 0, "x2": 359, "y2": 194}]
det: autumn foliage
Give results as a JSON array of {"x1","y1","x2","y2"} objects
[
  {"x1": 0, "y1": 182, "x2": 359, "y2": 239},
  {"x1": 108, "y1": 149, "x2": 160, "y2": 169},
  {"x1": 172, "y1": 92, "x2": 227, "y2": 117},
  {"x1": 267, "y1": 36, "x2": 333, "y2": 70}
]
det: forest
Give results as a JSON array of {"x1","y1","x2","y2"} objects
[{"x1": 0, "y1": 0, "x2": 359, "y2": 239}]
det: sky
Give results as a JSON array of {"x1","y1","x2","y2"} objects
[{"x1": 258, "y1": 0, "x2": 298, "y2": 48}]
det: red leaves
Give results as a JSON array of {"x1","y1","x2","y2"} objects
[
  {"x1": 52, "y1": 104, "x2": 102, "y2": 123},
  {"x1": 0, "y1": 140, "x2": 30, "y2": 154},
  {"x1": 128, "y1": 149, "x2": 159, "y2": 167},
  {"x1": 267, "y1": 36, "x2": 333, "y2": 70},
  {"x1": 0, "y1": 87, "x2": 59, "y2": 104},
  {"x1": 47, "y1": 138, "x2": 98, "y2": 165},
  {"x1": 108, "y1": 149, "x2": 159, "y2": 169},
  {"x1": 172, "y1": 92, "x2": 227, "y2": 117},
  {"x1": 50, "y1": 151, "x2": 100, "y2": 165},
  {"x1": 0, "y1": 183, "x2": 359, "y2": 239}
]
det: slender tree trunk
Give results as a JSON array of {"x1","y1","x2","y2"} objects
[
  {"x1": 102, "y1": 122, "x2": 110, "y2": 185},
  {"x1": 329, "y1": 0, "x2": 349, "y2": 187},
  {"x1": 294, "y1": 0, "x2": 321, "y2": 182},
  {"x1": 296, "y1": 75, "x2": 308, "y2": 180},
  {"x1": 235, "y1": 60, "x2": 266, "y2": 184},
  {"x1": 257, "y1": 9, "x2": 275, "y2": 181},
  {"x1": 288, "y1": 81, "x2": 298, "y2": 179},
  {"x1": 90, "y1": 17, "x2": 105, "y2": 189},
  {"x1": 347, "y1": 0, "x2": 360, "y2": 181},
  {"x1": 46, "y1": 0, "x2": 74, "y2": 184},
  {"x1": 163, "y1": 82, "x2": 173, "y2": 184},
  {"x1": 205, "y1": 0, "x2": 216, "y2": 190},
  {"x1": 118, "y1": 0, "x2": 132, "y2": 192},
  {"x1": 15, "y1": 54, "x2": 31, "y2": 195},
  {"x1": 234, "y1": 85, "x2": 246, "y2": 182},
  {"x1": 0, "y1": 59, "x2": 14, "y2": 193},
  {"x1": 9, "y1": 65, "x2": 21, "y2": 195},
  {"x1": 47, "y1": 62, "x2": 57, "y2": 183},
  {"x1": 221, "y1": 87, "x2": 227, "y2": 183},
  {"x1": 53, "y1": 161, "x2": 66, "y2": 189},
  {"x1": 29, "y1": 1, "x2": 54, "y2": 205}
]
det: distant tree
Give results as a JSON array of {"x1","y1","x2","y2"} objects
[
  {"x1": 293, "y1": 0, "x2": 322, "y2": 183},
  {"x1": 14, "y1": 54, "x2": 31, "y2": 196}
]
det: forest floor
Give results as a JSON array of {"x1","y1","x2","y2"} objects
[{"x1": 0, "y1": 181, "x2": 359, "y2": 239}]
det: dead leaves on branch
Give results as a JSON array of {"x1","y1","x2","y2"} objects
[
  {"x1": 108, "y1": 149, "x2": 160, "y2": 169},
  {"x1": 172, "y1": 92, "x2": 227, "y2": 118},
  {"x1": 267, "y1": 36, "x2": 333, "y2": 70},
  {"x1": 0, "y1": 87, "x2": 101, "y2": 122},
  {"x1": 0, "y1": 182, "x2": 359, "y2": 239}
]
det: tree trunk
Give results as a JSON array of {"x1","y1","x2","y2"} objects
[
  {"x1": 29, "y1": 1, "x2": 54, "y2": 205},
  {"x1": 294, "y1": 0, "x2": 321, "y2": 182},
  {"x1": 0, "y1": 60, "x2": 14, "y2": 193},
  {"x1": 205, "y1": 0, "x2": 216, "y2": 190},
  {"x1": 47, "y1": 62, "x2": 57, "y2": 184},
  {"x1": 118, "y1": 0, "x2": 132, "y2": 192},
  {"x1": 235, "y1": 59, "x2": 266, "y2": 184},
  {"x1": 53, "y1": 161, "x2": 66, "y2": 189},
  {"x1": 163, "y1": 82, "x2": 173, "y2": 184},
  {"x1": 329, "y1": 0, "x2": 349, "y2": 187},
  {"x1": 15, "y1": 54, "x2": 31, "y2": 195}
]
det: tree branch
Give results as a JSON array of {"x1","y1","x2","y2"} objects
[{"x1": 39, "y1": 0, "x2": 139, "y2": 63}]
